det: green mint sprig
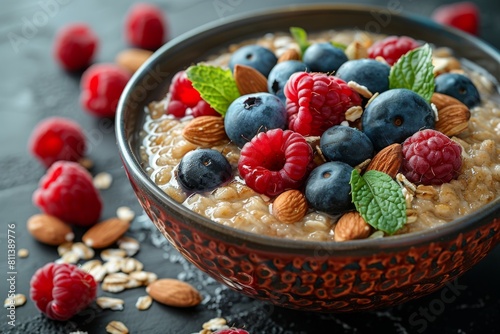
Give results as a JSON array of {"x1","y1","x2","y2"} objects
[
  {"x1": 185, "y1": 65, "x2": 240, "y2": 117},
  {"x1": 389, "y1": 43, "x2": 435, "y2": 102},
  {"x1": 350, "y1": 169, "x2": 407, "y2": 235},
  {"x1": 331, "y1": 41, "x2": 347, "y2": 51},
  {"x1": 290, "y1": 26, "x2": 310, "y2": 55}
]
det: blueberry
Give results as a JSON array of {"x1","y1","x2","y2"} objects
[
  {"x1": 336, "y1": 59, "x2": 391, "y2": 95},
  {"x1": 224, "y1": 92, "x2": 287, "y2": 148},
  {"x1": 320, "y1": 125, "x2": 374, "y2": 167},
  {"x1": 361, "y1": 89, "x2": 435, "y2": 151},
  {"x1": 435, "y1": 73, "x2": 480, "y2": 108},
  {"x1": 303, "y1": 43, "x2": 348, "y2": 73},
  {"x1": 228, "y1": 45, "x2": 277, "y2": 77},
  {"x1": 267, "y1": 60, "x2": 308, "y2": 103},
  {"x1": 305, "y1": 161, "x2": 354, "y2": 215},
  {"x1": 177, "y1": 149, "x2": 232, "y2": 192}
]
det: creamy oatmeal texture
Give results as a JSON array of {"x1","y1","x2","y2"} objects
[{"x1": 140, "y1": 30, "x2": 500, "y2": 241}]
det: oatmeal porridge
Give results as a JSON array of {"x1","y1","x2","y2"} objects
[{"x1": 139, "y1": 29, "x2": 500, "y2": 242}]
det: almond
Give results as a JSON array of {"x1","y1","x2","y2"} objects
[
  {"x1": 334, "y1": 211, "x2": 372, "y2": 241},
  {"x1": 366, "y1": 143, "x2": 403, "y2": 178},
  {"x1": 278, "y1": 48, "x2": 301, "y2": 62},
  {"x1": 115, "y1": 48, "x2": 153, "y2": 73},
  {"x1": 272, "y1": 190, "x2": 308, "y2": 224},
  {"x1": 233, "y1": 64, "x2": 268, "y2": 95},
  {"x1": 82, "y1": 217, "x2": 130, "y2": 249},
  {"x1": 182, "y1": 116, "x2": 229, "y2": 147},
  {"x1": 27, "y1": 214, "x2": 74, "y2": 246},
  {"x1": 146, "y1": 278, "x2": 202, "y2": 307},
  {"x1": 430, "y1": 93, "x2": 471, "y2": 137}
]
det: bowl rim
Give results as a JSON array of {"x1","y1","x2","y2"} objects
[{"x1": 117, "y1": 4, "x2": 500, "y2": 253}]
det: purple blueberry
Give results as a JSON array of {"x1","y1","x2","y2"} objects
[
  {"x1": 435, "y1": 73, "x2": 480, "y2": 108},
  {"x1": 228, "y1": 44, "x2": 277, "y2": 77},
  {"x1": 267, "y1": 60, "x2": 308, "y2": 103},
  {"x1": 305, "y1": 161, "x2": 354, "y2": 215},
  {"x1": 177, "y1": 149, "x2": 232, "y2": 193},
  {"x1": 336, "y1": 59, "x2": 391, "y2": 95},
  {"x1": 303, "y1": 42, "x2": 348, "y2": 73},
  {"x1": 361, "y1": 89, "x2": 435, "y2": 151},
  {"x1": 320, "y1": 125, "x2": 374, "y2": 167},
  {"x1": 224, "y1": 92, "x2": 287, "y2": 148}
]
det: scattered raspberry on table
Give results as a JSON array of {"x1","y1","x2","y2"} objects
[
  {"x1": 53, "y1": 23, "x2": 99, "y2": 71},
  {"x1": 368, "y1": 35, "x2": 420, "y2": 65},
  {"x1": 33, "y1": 161, "x2": 102, "y2": 226},
  {"x1": 402, "y1": 129, "x2": 462, "y2": 185},
  {"x1": 30, "y1": 263, "x2": 97, "y2": 321},
  {"x1": 432, "y1": 2, "x2": 480, "y2": 35},
  {"x1": 80, "y1": 63, "x2": 132, "y2": 118},
  {"x1": 28, "y1": 117, "x2": 86, "y2": 168},
  {"x1": 125, "y1": 3, "x2": 167, "y2": 50}
]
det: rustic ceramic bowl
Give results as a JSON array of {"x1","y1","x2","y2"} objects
[{"x1": 116, "y1": 5, "x2": 500, "y2": 312}]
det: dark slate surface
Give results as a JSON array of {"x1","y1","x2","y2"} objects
[{"x1": 1, "y1": 0, "x2": 499, "y2": 333}]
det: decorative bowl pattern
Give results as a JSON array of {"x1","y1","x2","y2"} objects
[{"x1": 117, "y1": 5, "x2": 500, "y2": 311}]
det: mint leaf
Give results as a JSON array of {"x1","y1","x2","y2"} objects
[
  {"x1": 290, "y1": 26, "x2": 310, "y2": 55},
  {"x1": 331, "y1": 41, "x2": 347, "y2": 51},
  {"x1": 350, "y1": 170, "x2": 407, "y2": 235},
  {"x1": 389, "y1": 44, "x2": 435, "y2": 102},
  {"x1": 185, "y1": 65, "x2": 240, "y2": 116}
]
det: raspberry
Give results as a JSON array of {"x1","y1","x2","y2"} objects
[
  {"x1": 125, "y1": 3, "x2": 167, "y2": 50},
  {"x1": 169, "y1": 70, "x2": 201, "y2": 108},
  {"x1": 368, "y1": 36, "x2": 420, "y2": 65},
  {"x1": 213, "y1": 329, "x2": 249, "y2": 334},
  {"x1": 166, "y1": 100, "x2": 188, "y2": 117},
  {"x1": 30, "y1": 263, "x2": 97, "y2": 321},
  {"x1": 192, "y1": 99, "x2": 220, "y2": 117},
  {"x1": 28, "y1": 117, "x2": 86, "y2": 168},
  {"x1": 53, "y1": 23, "x2": 98, "y2": 71},
  {"x1": 402, "y1": 129, "x2": 462, "y2": 185},
  {"x1": 238, "y1": 128, "x2": 312, "y2": 197},
  {"x1": 432, "y1": 2, "x2": 479, "y2": 35},
  {"x1": 80, "y1": 64, "x2": 131, "y2": 118},
  {"x1": 33, "y1": 161, "x2": 102, "y2": 226},
  {"x1": 284, "y1": 72, "x2": 362, "y2": 136}
]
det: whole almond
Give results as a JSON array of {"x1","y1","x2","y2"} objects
[
  {"x1": 146, "y1": 278, "x2": 201, "y2": 307},
  {"x1": 431, "y1": 93, "x2": 470, "y2": 136},
  {"x1": 234, "y1": 64, "x2": 268, "y2": 95},
  {"x1": 116, "y1": 48, "x2": 153, "y2": 73},
  {"x1": 366, "y1": 143, "x2": 403, "y2": 178},
  {"x1": 430, "y1": 92, "x2": 464, "y2": 110},
  {"x1": 272, "y1": 190, "x2": 308, "y2": 224},
  {"x1": 334, "y1": 211, "x2": 372, "y2": 242},
  {"x1": 82, "y1": 217, "x2": 130, "y2": 249},
  {"x1": 278, "y1": 48, "x2": 301, "y2": 62},
  {"x1": 182, "y1": 116, "x2": 229, "y2": 147},
  {"x1": 27, "y1": 214, "x2": 74, "y2": 246}
]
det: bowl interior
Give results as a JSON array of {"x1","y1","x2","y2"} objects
[{"x1": 117, "y1": 4, "x2": 500, "y2": 253}]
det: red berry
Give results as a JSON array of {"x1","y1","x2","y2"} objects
[
  {"x1": 402, "y1": 129, "x2": 462, "y2": 185},
  {"x1": 368, "y1": 36, "x2": 420, "y2": 65},
  {"x1": 192, "y1": 99, "x2": 220, "y2": 117},
  {"x1": 166, "y1": 99, "x2": 188, "y2": 117},
  {"x1": 213, "y1": 329, "x2": 250, "y2": 334},
  {"x1": 80, "y1": 64, "x2": 131, "y2": 118},
  {"x1": 33, "y1": 161, "x2": 102, "y2": 226},
  {"x1": 125, "y1": 3, "x2": 167, "y2": 50},
  {"x1": 284, "y1": 72, "x2": 362, "y2": 136},
  {"x1": 30, "y1": 263, "x2": 97, "y2": 321},
  {"x1": 432, "y1": 2, "x2": 479, "y2": 35},
  {"x1": 238, "y1": 128, "x2": 312, "y2": 197},
  {"x1": 169, "y1": 70, "x2": 201, "y2": 108},
  {"x1": 53, "y1": 23, "x2": 98, "y2": 71},
  {"x1": 29, "y1": 117, "x2": 86, "y2": 168}
]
